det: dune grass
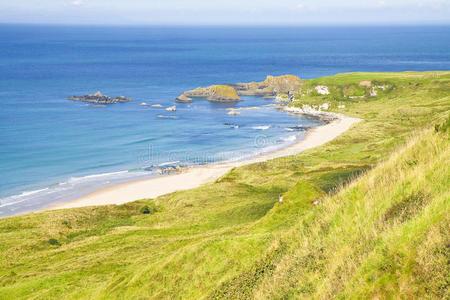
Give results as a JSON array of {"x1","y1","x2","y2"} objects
[{"x1": 0, "y1": 71, "x2": 448, "y2": 299}]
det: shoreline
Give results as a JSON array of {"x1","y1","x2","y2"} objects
[{"x1": 47, "y1": 112, "x2": 361, "y2": 211}]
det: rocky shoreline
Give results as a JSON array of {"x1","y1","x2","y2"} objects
[
  {"x1": 277, "y1": 103, "x2": 340, "y2": 124},
  {"x1": 175, "y1": 74, "x2": 304, "y2": 103},
  {"x1": 66, "y1": 75, "x2": 343, "y2": 125},
  {"x1": 229, "y1": 74, "x2": 304, "y2": 97}
]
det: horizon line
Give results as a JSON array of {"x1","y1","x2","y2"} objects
[{"x1": 1, "y1": 22, "x2": 450, "y2": 28}]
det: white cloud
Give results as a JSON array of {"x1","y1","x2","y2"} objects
[
  {"x1": 295, "y1": 3, "x2": 319, "y2": 12},
  {"x1": 70, "y1": 0, "x2": 84, "y2": 6},
  {"x1": 416, "y1": 0, "x2": 450, "y2": 10}
]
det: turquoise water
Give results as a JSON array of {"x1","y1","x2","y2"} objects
[{"x1": 1, "y1": 25, "x2": 449, "y2": 216}]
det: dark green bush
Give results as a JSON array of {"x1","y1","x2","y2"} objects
[
  {"x1": 140, "y1": 205, "x2": 151, "y2": 214},
  {"x1": 62, "y1": 220, "x2": 72, "y2": 229},
  {"x1": 48, "y1": 238, "x2": 60, "y2": 246}
]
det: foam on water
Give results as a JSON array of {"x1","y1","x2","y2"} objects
[
  {"x1": 252, "y1": 125, "x2": 271, "y2": 130},
  {"x1": 0, "y1": 130, "x2": 304, "y2": 216}
]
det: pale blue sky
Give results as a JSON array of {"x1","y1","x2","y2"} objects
[{"x1": 1, "y1": 0, "x2": 449, "y2": 25}]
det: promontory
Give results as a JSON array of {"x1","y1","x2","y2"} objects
[{"x1": 176, "y1": 75, "x2": 304, "y2": 103}]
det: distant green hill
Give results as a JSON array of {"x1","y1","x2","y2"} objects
[{"x1": 0, "y1": 71, "x2": 448, "y2": 299}]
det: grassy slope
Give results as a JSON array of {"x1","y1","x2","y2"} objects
[{"x1": 0, "y1": 71, "x2": 448, "y2": 299}]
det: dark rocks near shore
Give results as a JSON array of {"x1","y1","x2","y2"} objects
[{"x1": 67, "y1": 91, "x2": 132, "y2": 104}]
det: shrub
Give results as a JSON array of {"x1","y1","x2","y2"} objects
[
  {"x1": 48, "y1": 238, "x2": 60, "y2": 246},
  {"x1": 140, "y1": 205, "x2": 151, "y2": 214},
  {"x1": 62, "y1": 220, "x2": 72, "y2": 229}
]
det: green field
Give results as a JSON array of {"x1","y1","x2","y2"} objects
[{"x1": 0, "y1": 71, "x2": 449, "y2": 299}]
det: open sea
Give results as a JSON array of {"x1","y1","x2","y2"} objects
[{"x1": 1, "y1": 25, "x2": 449, "y2": 217}]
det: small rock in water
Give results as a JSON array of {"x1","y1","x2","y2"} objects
[
  {"x1": 152, "y1": 104, "x2": 163, "y2": 108},
  {"x1": 140, "y1": 102, "x2": 148, "y2": 106},
  {"x1": 175, "y1": 94, "x2": 193, "y2": 103},
  {"x1": 67, "y1": 91, "x2": 132, "y2": 104},
  {"x1": 165, "y1": 106, "x2": 176, "y2": 111}
]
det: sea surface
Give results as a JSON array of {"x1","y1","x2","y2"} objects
[{"x1": 1, "y1": 25, "x2": 449, "y2": 217}]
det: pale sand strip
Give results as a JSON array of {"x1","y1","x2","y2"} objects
[{"x1": 49, "y1": 114, "x2": 361, "y2": 210}]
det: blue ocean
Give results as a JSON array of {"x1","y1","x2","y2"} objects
[{"x1": 1, "y1": 25, "x2": 449, "y2": 217}]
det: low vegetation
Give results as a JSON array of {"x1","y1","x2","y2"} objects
[
  {"x1": 0, "y1": 71, "x2": 448, "y2": 299},
  {"x1": 210, "y1": 84, "x2": 240, "y2": 99}
]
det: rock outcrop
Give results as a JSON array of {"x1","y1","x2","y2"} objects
[
  {"x1": 175, "y1": 94, "x2": 193, "y2": 103},
  {"x1": 275, "y1": 93, "x2": 291, "y2": 103},
  {"x1": 282, "y1": 104, "x2": 338, "y2": 122},
  {"x1": 67, "y1": 91, "x2": 132, "y2": 104},
  {"x1": 183, "y1": 85, "x2": 241, "y2": 102},
  {"x1": 370, "y1": 85, "x2": 387, "y2": 96},
  {"x1": 177, "y1": 74, "x2": 303, "y2": 103},
  {"x1": 229, "y1": 75, "x2": 304, "y2": 97},
  {"x1": 315, "y1": 85, "x2": 330, "y2": 95},
  {"x1": 227, "y1": 110, "x2": 240, "y2": 115}
]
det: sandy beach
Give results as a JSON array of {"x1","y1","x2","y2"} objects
[{"x1": 49, "y1": 113, "x2": 361, "y2": 210}]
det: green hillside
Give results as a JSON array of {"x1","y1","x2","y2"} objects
[{"x1": 0, "y1": 71, "x2": 449, "y2": 299}]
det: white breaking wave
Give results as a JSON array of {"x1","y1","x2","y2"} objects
[
  {"x1": 0, "y1": 187, "x2": 50, "y2": 208},
  {"x1": 67, "y1": 171, "x2": 130, "y2": 183},
  {"x1": 252, "y1": 125, "x2": 270, "y2": 130},
  {"x1": 158, "y1": 161, "x2": 180, "y2": 167},
  {"x1": 0, "y1": 170, "x2": 152, "y2": 211},
  {"x1": 281, "y1": 135, "x2": 298, "y2": 142}
]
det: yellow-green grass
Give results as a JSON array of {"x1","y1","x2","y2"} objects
[{"x1": 0, "y1": 71, "x2": 448, "y2": 299}]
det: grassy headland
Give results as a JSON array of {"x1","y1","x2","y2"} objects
[{"x1": 0, "y1": 71, "x2": 448, "y2": 299}]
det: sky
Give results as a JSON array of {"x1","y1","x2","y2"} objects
[{"x1": 0, "y1": 0, "x2": 449, "y2": 26}]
